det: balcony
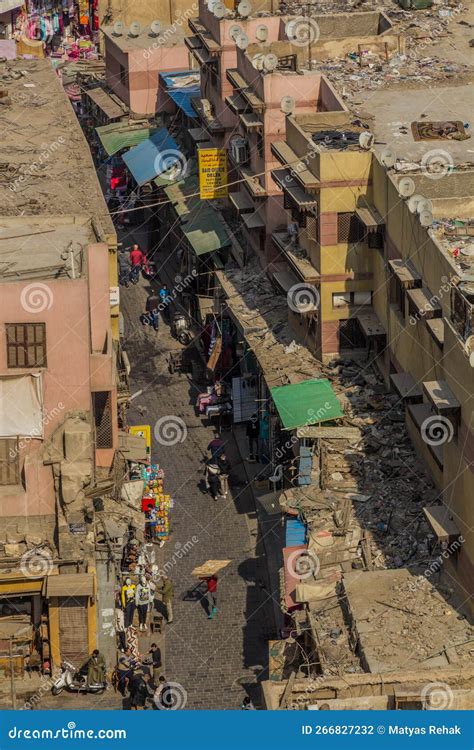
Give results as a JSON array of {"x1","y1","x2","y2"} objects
[
  {"x1": 272, "y1": 231, "x2": 319, "y2": 284},
  {"x1": 240, "y1": 166, "x2": 267, "y2": 199}
]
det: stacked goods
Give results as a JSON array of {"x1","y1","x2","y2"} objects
[{"x1": 140, "y1": 464, "x2": 172, "y2": 542}]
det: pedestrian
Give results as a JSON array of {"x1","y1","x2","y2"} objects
[
  {"x1": 121, "y1": 577, "x2": 136, "y2": 628},
  {"x1": 145, "y1": 291, "x2": 160, "y2": 331},
  {"x1": 205, "y1": 459, "x2": 221, "y2": 501},
  {"x1": 201, "y1": 575, "x2": 218, "y2": 620},
  {"x1": 118, "y1": 252, "x2": 130, "y2": 287},
  {"x1": 115, "y1": 600, "x2": 127, "y2": 652},
  {"x1": 159, "y1": 283, "x2": 171, "y2": 322},
  {"x1": 207, "y1": 431, "x2": 225, "y2": 460},
  {"x1": 217, "y1": 452, "x2": 230, "y2": 498},
  {"x1": 246, "y1": 415, "x2": 260, "y2": 462},
  {"x1": 129, "y1": 670, "x2": 149, "y2": 710},
  {"x1": 129, "y1": 243, "x2": 145, "y2": 283},
  {"x1": 156, "y1": 575, "x2": 174, "y2": 623},
  {"x1": 116, "y1": 648, "x2": 134, "y2": 695},
  {"x1": 149, "y1": 643, "x2": 162, "y2": 686},
  {"x1": 135, "y1": 575, "x2": 153, "y2": 632},
  {"x1": 241, "y1": 696, "x2": 256, "y2": 710}
]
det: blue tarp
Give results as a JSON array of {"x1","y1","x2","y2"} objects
[
  {"x1": 161, "y1": 71, "x2": 200, "y2": 118},
  {"x1": 286, "y1": 518, "x2": 307, "y2": 547},
  {"x1": 122, "y1": 127, "x2": 180, "y2": 186}
]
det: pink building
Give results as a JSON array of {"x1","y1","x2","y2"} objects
[
  {"x1": 103, "y1": 23, "x2": 195, "y2": 116},
  {"x1": 0, "y1": 217, "x2": 118, "y2": 527}
]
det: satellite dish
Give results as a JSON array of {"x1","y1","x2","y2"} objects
[
  {"x1": 417, "y1": 198, "x2": 433, "y2": 214},
  {"x1": 359, "y1": 132, "x2": 374, "y2": 150},
  {"x1": 213, "y1": 1, "x2": 227, "y2": 17},
  {"x1": 252, "y1": 54, "x2": 265, "y2": 70},
  {"x1": 380, "y1": 147, "x2": 396, "y2": 168},
  {"x1": 112, "y1": 20, "x2": 124, "y2": 36},
  {"x1": 229, "y1": 24, "x2": 243, "y2": 40},
  {"x1": 255, "y1": 24, "x2": 268, "y2": 41},
  {"x1": 128, "y1": 21, "x2": 141, "y2": 37},
  {"x1": 407, "y1": 194, "x2": 424, "y2": 213},
  {"x1": 419, "y1": 210, "x2": 433, "y2": 227},
  {"x1": 281, "y1": 95, "x2": 295, "y2": 114},
  {"x1": 236, "y1": 32, "x2": 249, "y2": 49},
  {"x1": 398, "y1": 176, "x2": 416, "y2": 198},
  {"x1": 149, "y1": 20, "x2": 162, "y2": 37},
  {"x1": 263, "y1": 53, "x2": 278, "y2": 72},
  {"x1": 237, "y1": 0, "x2": 253, "y2": 17}
]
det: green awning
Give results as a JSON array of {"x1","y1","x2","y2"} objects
[
  {"x1": 271, "y1": 379, "x2": 343, "y2": 430},
  {"x1": 164, "y1": 173, "x2": 230, "y2": 257},
  {"x1": 96, "y1": 123, "x2": 157, "y2": 156}
]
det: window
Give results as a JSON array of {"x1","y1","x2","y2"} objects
[
  {"x1": 6, "y1": 324, "x2": 47, "y2": 368},
  {"x1": 306, "y1": 215, "x2": 319, "y2": 243},
  {"x1": 390, "y1": 275, "x2": 405, "y2": 317},
  {"x1": 332, "y1": 292, "x2": 372, "y2": 308},
  {"x1": 338, "y1": 318, "x2": 366, "y2": 349},
  {"x1": 0, "y1": 438, "x2": 20, "y2": 486},
  {"x1": 93, "y1": 391, "x2": 113, "y2": 449},
  {"x1": 368, "y1": 229, "x2": 384, "y2": 251},
  {"x1": 119, "y1": 64, "x2": 128, "y2": 88},
  {"x1": 337, "y1": 213, "x2": 364, "y2": 243},
  {"x1": 256, "y1": 132, "x2": 264, "y2": 158}
]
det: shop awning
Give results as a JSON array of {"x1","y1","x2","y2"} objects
[
  {"x1": 122, "y1": 128, "x2": 181, "y2": 186},
  {"x1": 44, "y1": 573, "x2": 94, "y2": 598},
  {"x1": 271, "y1": 379, "x2": 343, "y2": 430},
  {"x1": 161, "y1": 71, "x2": 200, "y2": 118},
  {"x1": 96, "y1": 122, "x2": 157, "y2": 156},
  {"x1": 84, "y1": 87, "x2": 125, "y2": 121}
]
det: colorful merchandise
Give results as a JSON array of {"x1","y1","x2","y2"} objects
[{"x1": 140, "y1": 464, "x2": 172, "y2": 542}]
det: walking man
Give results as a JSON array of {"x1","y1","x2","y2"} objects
[
  {"x1": 149, "y1": 643, "x2": 162, "y2": 686},
  {"x1": 118, "y1": 252, "x2": 130, "y2": 287},
  {"x1": 156, "y1": 575, "x2": 174, "y2": 624},
  {"x1": 129, "y1": 244, "x2": 145, "y2": 283},
  {"x1": 145, "y1": 292, "x2": 160, "y2": 332},
  {"x1": 205, "y1": 460, "x2": 221, "y2": 501},
  {"x1": 217, "y1": 452, "x2": 230, "y2": 498},
  {"x1": 201, "y1": 575, "x2": 218, "y2": 619},
  {"x1": 159, "y1": 283, "x2": 171, "y2": 322}
]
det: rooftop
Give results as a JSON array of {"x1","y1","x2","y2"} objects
[
  {"x1": 0, "y1": 217, "x2": 96, "y2": 282},
  {"x1": 0, "y1": 59, "x2": 114, "y2": 238},
  {"x1": 102, "y1": 24, "x2": 186, "y2": 51}
]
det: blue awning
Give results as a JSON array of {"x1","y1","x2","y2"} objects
[
  {"x1": 122, "y1": 128, "x2": 180, "y2": 186},
  {"x1": 161, "y1": 71, "x2": 200, "y2": 119}
]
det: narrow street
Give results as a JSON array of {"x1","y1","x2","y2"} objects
[{"x1": 119, "y1": 255, "x2": 275, "y2": 709}]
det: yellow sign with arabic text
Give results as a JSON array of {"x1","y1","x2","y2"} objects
[{"x1": 198, "y1": 148, "x2": 228, "y2": 200}]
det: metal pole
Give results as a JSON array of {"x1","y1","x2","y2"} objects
[{"x1": 9, "y1": 638, "x2": 17, "y2": 710}]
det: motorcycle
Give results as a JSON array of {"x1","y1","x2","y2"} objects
[
  {"x1": 51, "y1": 660, "x2": 107, "y2": 696},
  {"x1": 142, "y1": 259, "x2": 157, "y2": 280},
  {"x1": 171, "y1": 312, "x2": 192, "y2": 345}
]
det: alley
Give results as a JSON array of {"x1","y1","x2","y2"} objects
[{"x1": 119, "y1": 268, "x2": 274, "y2": 710}]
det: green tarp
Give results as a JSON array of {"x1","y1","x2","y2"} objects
[
  {"x1": 95, "y1": 123, "x2": 157, "y2": 156},
  {"x1": 163, "y1": 173, "x2": 230, "y2": 257},
  {"x1": 271, "y1": 379, "x2": 343, "y2": 430}
]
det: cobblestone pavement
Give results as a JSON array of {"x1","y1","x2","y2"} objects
[{"x1": 119, "y1": 265, "x2": 275, "y2": 710}]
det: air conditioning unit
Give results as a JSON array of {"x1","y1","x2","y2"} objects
[{"x1": 230, "y1": 137, "x2": 249, "y2": 165}]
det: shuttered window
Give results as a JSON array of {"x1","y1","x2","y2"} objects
[
  {"x1": 93, "y1": 391, "x2": 113, "y2": 449},
  {"x1": 59, "y1": 598, "x2": 89, "y2": 663},
  {"x1": 0, "y1": 439, "x2": 20, "y2": 486},
  {"x1": 337, "y1": 213, "x2": 364, "y2": 243},
  {"x1": 6, "y1": 324, "x2": 47, "y2": 368}
]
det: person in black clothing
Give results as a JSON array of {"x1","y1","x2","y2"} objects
[
  {"x1": 205, "y1": 460, "x2": 221, "y2": 501},
  {"x1": 129, "y1": 671, "x2": 149, "y2": 710},
  {"x1": 149, "y1": 643, "x2": 162, "y2": 685},
  {"x1": 246, "y1": 415, "x2": 259, "y2": 462},
  {"x1": 145, "y1": 293, "x2": 160, "y2": 331}
]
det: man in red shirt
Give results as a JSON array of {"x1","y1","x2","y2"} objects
[
  {"x1": 202, "y1": 575, "x2": 218, "y2": 620},
  {"x1": 129, "y1": 244, "x2": 145, "y2": 283}
]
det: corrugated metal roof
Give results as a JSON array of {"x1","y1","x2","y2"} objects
[
  {"x1": 122, "y1": 128, "x2": 180, "y2": 186},
  {"x1": 271, "y1": 379, "x2": 343, "y2": 430},
  {"x1": 96, "y1": 123, "x2": 157, "y2": 156},
  {"x1": 161, "y1": 71, "x2": 200, "y2": 118},
  {"x1": 85, "y1": 87, "x2": 125, "y2": 120}
]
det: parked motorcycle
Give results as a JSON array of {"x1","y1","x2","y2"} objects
[
  {"x1": 142, "y1": 259, "x2": 157, "y2": 280},
  {"x1": 171, "y1": 312, "x2": 193, "y2": 345},
  {"x1": 51, "y1": 661, "x2": 107, "y2": 696}
]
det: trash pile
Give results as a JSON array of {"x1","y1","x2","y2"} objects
[{"x1": 431, "y1": 218, "x2": 474, "y2": 276}]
